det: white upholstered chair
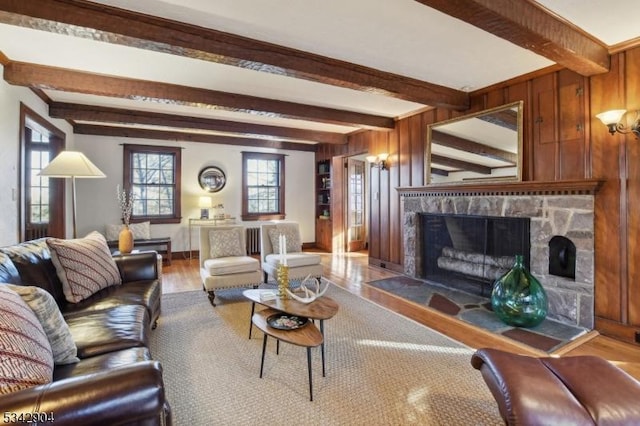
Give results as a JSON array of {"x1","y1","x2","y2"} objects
[
  {"x1": 260, "y1": 222, "x2": 323, "y2": 284},
  {"x1": 199, "y1": 226, "x2": 262, "y2": 306}
]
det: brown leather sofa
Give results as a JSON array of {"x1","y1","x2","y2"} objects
[
  {"x1": 0, "y1": 238, "x2": 171, "y2": 425},
  {"x1": 471, "y1": 348, "x2": 640, "y2": 425}
]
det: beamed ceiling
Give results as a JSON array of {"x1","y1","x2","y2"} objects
[{"x1": 1, "y1": 0, "x2": 639, "y2": 151}]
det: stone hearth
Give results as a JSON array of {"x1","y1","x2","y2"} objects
[{"x1": 400, "y1": 183, "x2": 598, "y2": 329}]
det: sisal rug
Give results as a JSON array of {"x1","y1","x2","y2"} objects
[
  {"x1": 150, "y1": 284, "x2": 502, "y2": 425},
  {"x1": 367, "y1": 276, "x2": 588, "y2": 353}
]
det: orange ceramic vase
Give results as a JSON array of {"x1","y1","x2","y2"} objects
[{"x1": 118, "y1": 225, "x2": 134, "y2": 254}]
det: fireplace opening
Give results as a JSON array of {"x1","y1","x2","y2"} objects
[
  {"x1": 549, "y1": 236, "x2": 576, "y2": 279},
  {"x1": 419, "y1": 213, "x2": 530, "y2": 296}
]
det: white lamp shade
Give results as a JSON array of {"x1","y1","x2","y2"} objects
[
  {"x1": 366, "y1": 155, "x2": 377, "y2": 163},
  {"x1": 198, "y1": 196, "x2": 213, "y2": 208},
  {"x1": 39, "y1": 151, "x2": 106, "y2": 178},
  {"x1": 596, "y1": 109, "x2": 626, "y2": 126}
]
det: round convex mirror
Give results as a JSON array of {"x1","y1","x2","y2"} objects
[{"x1": 198, "y1": 166, "x2": 226, "y2": 192}]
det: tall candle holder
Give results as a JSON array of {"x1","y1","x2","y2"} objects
[{"x1": 276, "y1": 263, "x2": 290, "y2": 299}]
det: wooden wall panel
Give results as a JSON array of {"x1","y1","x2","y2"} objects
[
  {"x1": 531, "y1": 73, "x2": 558, "y2": 181},
  {"x1": 388, "y1": 127, "x2": 402, "y2": 265},
  {"x1": 409, "y1": 113, "x2": 426, "y2": 186},
  {"x1": 368, "y1": 130, "x2": 381, "y2": 261},
  {"x1": 485, "y1": 87, "x2": 507, "y2": 109},
  {"x1": 398, "y1": 119, "x2": 412, "y2": 266},
  {"x1": 398, "y1": 119, "x2": 412, "y2": 187},
  {"x1": 590, "y1": 53, "x2": 625, "y2": 322},
  {"x1": 331, "y1": 155, "x2": 345, "y2": 253},
  {"x1": 625, "y1": 48, "x2": 640, "y2": 326},
  {"x1": 377, "y1": 131, "x2": 391, "y2": 263},
  {"x1": 558, "y1": 69, "x2": 587, "y2": 179},
  {"x1": 559, "y1": 139, "x2": 586, "y2": 180}
]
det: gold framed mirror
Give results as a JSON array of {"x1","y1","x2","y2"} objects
[{"x1": 425, "y1": 101, "x2": 523, "y2": 184}]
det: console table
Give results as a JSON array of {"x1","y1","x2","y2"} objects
[{"x1": 188, "y1": 217, "x2": 236, "y2": 260}]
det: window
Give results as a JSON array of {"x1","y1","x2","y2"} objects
[
  {"x1": 20, "y1": 103, "x2": 65, "y2": 240},
  {"x1": 242, "y1": 152, "x2": 285, "y2": 221},
  {"x1": 123, "y1": 144, "x2": 182, "y2": 224},
  {"x1": 28, "y1": 130, "x2": 50, "y2": 225}
]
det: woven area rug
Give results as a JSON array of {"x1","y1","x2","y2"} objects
[
  {"x1": 366, "y1": 276, "x2": 588, "y2": 353},
  {"x1": 150, "y1": 284, "x2": 502, "y2": 425}
]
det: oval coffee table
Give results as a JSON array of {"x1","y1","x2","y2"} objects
[
  {"x1": 243, "y1": 289, "x2": 339, "y2": 377},
  {"x1": 252, "y1": 308, "x2": 323, "y2": 401}
]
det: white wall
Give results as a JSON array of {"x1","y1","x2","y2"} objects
[
  {"x1": 0, "y1": 67, "x2": 75, "y2": 245},
  {"x1": 74, "y1": 135, "x2": 316, "y2": 252},
  {"x1": 0, "y1": 63, "x2": 315, "y2": 249}
]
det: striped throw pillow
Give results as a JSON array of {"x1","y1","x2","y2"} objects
[
  {"x1": 7, "y1": 285, "x2": 79, "y2": 365},
  {"x1": 47, "y1": 231, "x2": 122, "y2": 303},
  {"x1": 0, "y1": 285, "x2": 53, "y2": 394}
]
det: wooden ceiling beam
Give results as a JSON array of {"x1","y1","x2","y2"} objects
[
  {"x1": 431, "y1": 167, "x2": 450, "y2": 177},
  {"x1": 4, "y1": 61, "x2": 393, "y2": 129},
  {"x1": 73, "y1": 124, "x2": 317, "y2": 152},
  {"x1": 414, "y1": 0, "x2": 610, "y2": 76},
  {"x1": 49, "y1": 102, "x2": 346, "y2": 144},
  {"x1": 431, "y1": 154, "x2": 492, "y2": 174},
  {"x1": 431, "y1": 130, "x2": 517, "y2": 163},
  {"x1": 479, "y1": 109, "x2": 518, "y2": 131},
  {"x1": 0, "y1": 0, "x2": 469, "y2": 109}
]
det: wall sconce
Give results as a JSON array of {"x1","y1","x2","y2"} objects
[
  {"x1": 596, "y1": 109, "x2": 640, "y2": 138},
  {"x1": 198, "y1": 196, "x2": 212, "y2": 219},
  {"x1": 366, "y1": 153, "x2": 389, "y2": 170}
]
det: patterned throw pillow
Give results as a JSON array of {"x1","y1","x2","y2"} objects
[
  {"x1": 7, "y1": 285, "x2": 79, "y2": 365},
  {"x1": 0, "y1": 285, "x2": 53, "y2": 395},
  {"x1": 209, "y1": 228, "x2": 244, "y2": 259},
  {"x1": 47, "y1": 231, "x2": 122, "y2": 303},
  {"x1": 105, "y1": 221, "x2": 151, "y2": 241},
  {"x1": 268, "y1": 224, "x2": 302, "y2": 253}
]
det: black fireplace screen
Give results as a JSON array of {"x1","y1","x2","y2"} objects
[{"x1": 420, "y1": 213, "x2": 530, "y2": 295}]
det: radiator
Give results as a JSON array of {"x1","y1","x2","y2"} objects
[{"x1": 246, "y1": 227, "x2": 261, "y2": 254}]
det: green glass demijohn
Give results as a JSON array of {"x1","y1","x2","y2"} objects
[{"x1": 491, "y1": 255, "x2": 548, "y2": 328}]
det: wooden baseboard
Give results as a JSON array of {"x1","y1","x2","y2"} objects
[
  {"x1": 368, "y1": 258, "x2": 404, "y2": 273},
  {"x1": 595, "y1": 317, "x2": 640, "y2": 346}
]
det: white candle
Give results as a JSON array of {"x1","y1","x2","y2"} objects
[{"x1": 282, "y1": 234, "x2": 287, "y2": 266}]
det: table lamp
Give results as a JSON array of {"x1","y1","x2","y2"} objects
[{"x1": 199, "y1": 196, "x2": 212, "y2": 219}]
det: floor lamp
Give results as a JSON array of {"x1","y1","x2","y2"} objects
[{"x1": 39, "y1": 151, "x2": 106, "y2": 239}]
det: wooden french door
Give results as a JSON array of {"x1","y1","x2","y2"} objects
[
  {"x1": 20, "y1": 104, "x2": 66, "y2": 241},
  {"x1": 345, "y1": 158, "x2": 366, "y2": 252}
]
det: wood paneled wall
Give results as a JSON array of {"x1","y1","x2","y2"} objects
[{"x1": 317, "y1": 46, "x2": 640, "y2": 344}]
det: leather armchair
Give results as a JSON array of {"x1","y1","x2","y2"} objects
[{"x1": 471, "y1": 348, "x2": 640, "y2": 425}]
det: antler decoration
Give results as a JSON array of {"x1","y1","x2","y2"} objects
[{"x1": 285, "y1": 275, "x2": 329, "y2": 304}]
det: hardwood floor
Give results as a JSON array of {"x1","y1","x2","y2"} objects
[{"x1": 160, "y1": 250, "x2": 640, "y2": 380}]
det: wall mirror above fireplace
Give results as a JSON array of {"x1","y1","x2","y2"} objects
[{"x1": 426, "y1": 101, "x2": 523, "y2": 184}]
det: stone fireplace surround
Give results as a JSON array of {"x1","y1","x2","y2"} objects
[{"x1": 398, "y1": 180, "x2": 601, "y2": 329}]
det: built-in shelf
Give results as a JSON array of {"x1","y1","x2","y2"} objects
[
  {"x1": 397, "y1": 179, "x2": 603, "y2": 197},
  {"x1": 316, "y1": 159, "x2": 332, "y2": 251}
]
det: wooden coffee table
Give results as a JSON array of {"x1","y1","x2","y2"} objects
[
  {"x1": 243, "y1": 289, "x2": 339, "y2": 377},
  {"x1": 252, "y1": 308, "x2": 323, "y2": 401}
]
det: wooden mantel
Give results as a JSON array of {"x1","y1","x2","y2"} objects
[{"x1": 397, "y1": 179, "x2": 603, "y2": 197}]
